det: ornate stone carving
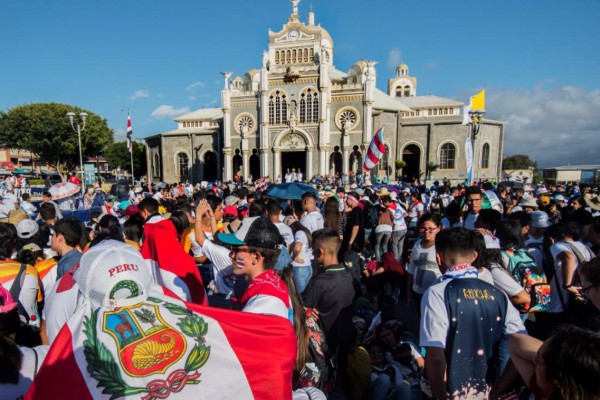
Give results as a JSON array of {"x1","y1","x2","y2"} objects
[
  {"x1": 220, "y1": 71, "x2": 233, "y2": 90},
  {"x1": 335, "y1": 107, "x2": 360, "y2": 132},
  {"x1": 234, "y1": 113, "x2": 256, "y2": 137},
  {"x1": 281, "y1": 132, "x2": 306, "y2": 149}
]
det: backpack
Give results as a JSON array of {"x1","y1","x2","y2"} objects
[
  {"x1": 503, "y1": 249, "x2": 551, "y2": 313},
  {"x1": 364, "y1": 202, "x2": 378, "y2": 230}
]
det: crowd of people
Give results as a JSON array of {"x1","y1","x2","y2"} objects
[{"x1": 1, "y1": 173, "x2": 600, "y2": 399}]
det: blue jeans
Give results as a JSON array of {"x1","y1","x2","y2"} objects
[
  {"x1": 371, "y1": 373, "x2": 417, "y2": 400},
  {"x1": 292, "y1": 265, "x2": 313, "y2": 294},
  {"x1": 392, "y1": 229, "x2": 408, "y2": 261},
  {"x1": 375, "y1": 230, "x2": 392, "y2": 262}
]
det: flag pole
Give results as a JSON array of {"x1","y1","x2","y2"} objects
[{"x1": 128, "y1": 109, "x2": 135, "y2": 185}]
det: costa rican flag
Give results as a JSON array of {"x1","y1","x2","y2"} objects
[
  {"x1": 363, "y1": 127, "x2": 386, "y2": 173},
  {"x1": 127, "y1": 111, "x2": 133, "y2": 153},
  {"x1": 25, "y1": 286, "x2": 297, "y2": 400}
]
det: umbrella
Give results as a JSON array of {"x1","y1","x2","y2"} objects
[
  {"x1": 265, "y1": 182, "x2": 318, "y2": 200},
  {"x1": 48, "y1": 182, "x2": 80, "y2": 200}
]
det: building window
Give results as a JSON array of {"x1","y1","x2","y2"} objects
[
  {"x1": 404, "y1": 86, "x2": 410, "y2": 97},
  {"x1": 292, "y1": 49, "x2": 297, "y2": 63},
  {"x1": 299, "y1": 88, "x2": 319, "y2": 123},
  {"x1": 396, "y1": 87, "x2": 402, "y2": 98},
  {"x1": 481, "y1": 143, "x2": 490, "y2": 169},
  {"x1": 377, "y1": 144, "x2": 390, "y2": 175},
  {"x1": 269, "y1": 90, "x2": 287, "y2": 125},
  {"x1": 439, "y1": 142, "x2": 456, "y2": 169},
  {"x1": 177, "y1": 152, "x2": 189, "y2": 179},
  {"x1": 309, "y1": 48, "x2": 314, "y2": 62},
  {"x1": 153, "y1": 153, "x2": 160, "y2": 177},
  {"x1": 275, "y1": 51, "x2": 280, "y2": 64},
  {"x1": 303, "y1": 48, "x2": 308, "y2": 62}
]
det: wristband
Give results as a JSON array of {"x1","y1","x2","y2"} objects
[{"x1": 562, "y1": 284, "x2": 574, "y2": 289}]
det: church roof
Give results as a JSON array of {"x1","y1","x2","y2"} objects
[
  {"x1": 395, "y1": 95, "x2": 464, "y2": 108},
  {"x1": 373, "y1": 89, "x2": 413, "y2": 112},
  {"x1": 328, "y1": 66, "x2": 347, "y2": 80},
  {"x1": 161, "y1": 127, "x2": 219, "y2": 136},
  {"x1": 174, "y1": 108, "x2": 223, "y2": 122}
]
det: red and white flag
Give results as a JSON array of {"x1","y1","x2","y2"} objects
[
  {"x1": 362, "y1": 127, "x2": 386, "y2": 173},
  {"x1": 141, "y1": 219, "x2": 207, "y2": 306},
  {"x1": 26, "y1": 288, "x2": 296, "y2": 400},
  {"x1": 127, "y1": 111, "x2": 133, "y2": 153}
]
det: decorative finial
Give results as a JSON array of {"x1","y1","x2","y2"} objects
[{"x1": 290, "y1": 0, "x2": 300, "y2": 22}]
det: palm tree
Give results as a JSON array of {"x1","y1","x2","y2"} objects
[{"x1": 426, "y1": 162, "x2": 439, "y2": 180}]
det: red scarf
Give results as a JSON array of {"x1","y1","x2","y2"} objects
[{"x1": 240, "y1": 269, "x2": 290, "y2": 308}]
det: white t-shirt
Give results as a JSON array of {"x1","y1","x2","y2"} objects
[
  {"x1": 407, "y1": 240, "x2": 441, "y2": 294},
  {"x1": 2, "y1": 192, "x2": 18, "y2": 210},
  {"x1": 189, "y1": 230, "x2": 213, "y2": 258},
  {"x1": 20, "y1": 201, "x2": 37, "y2": 216},
  {"x1": 275, "y1": 222, "x2": 294, "y2": 247},
  {"x1": 300, "y1": 210, "x2": 324, "y2": 233},
  {"x1": 547, "y1": 241, "x2": 594, "y2": 313},
  {"x1": 407, "y1": 201, "x2": 424, "y2": 225},
  {"x1": 0, "y1": 346, "x2": 49, "y2": 400},
  {"x1": 291, "y1": 230, "x2": 312, "y2": 267},
  {"x1": 463, "y1": 212, "x2": 479, "y2": 229},
  {"x1": 489, "y1": 263, "x2": 525, "y2": 297},
  {"x1": 199, "y1": 239, "x2": 236, "y2": 295},
  {"x1": 392, "y1": 204, "x2": 407, "y2": 231}
]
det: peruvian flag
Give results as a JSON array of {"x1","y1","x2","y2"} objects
[
  {"x1": 26, "y1": 288, "x2": 296, "y2": 399},
  {"x1": 141, "y1": 219, "x2": 207, "y2": 306},
  {"x1": 362, "y1": 127, "x2": 386, "y2": 173}
]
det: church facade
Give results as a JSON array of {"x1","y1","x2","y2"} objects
[{"x1": 145, "y1": 0, "x2": 504, "y2": 184}]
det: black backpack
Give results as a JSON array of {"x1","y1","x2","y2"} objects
[{"x1": 364, "y1": 202, "x2": 378, "y2": 230}]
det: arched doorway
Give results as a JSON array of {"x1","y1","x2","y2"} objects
[
  {"x1": 330, "y1": 146, "x2": 343, "y2": 177},
  {"x1": 250, "y1": 149, "x2": 260, "y2": 179},
  {"x1": 402, "y1": 144, "x2": 421, "y2": 181},
  {"x1": 232, "y1": 149, "x2": 242, "y2": 180},
  {"x1": 279, "y1": 132, "x2": 308, "y2": 178},
  {"x1": 203, "y1": 151, "x2": 218, "y2": 182}
]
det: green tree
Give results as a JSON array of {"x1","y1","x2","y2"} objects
[
  {"x1": 104, "y1": 141, "x2": 147, "y2": 177},
  {"x1": 502, "y1": 154, "x2": 538, "y2": 171},
  {"x1": 426, "y1": 162, "x2": 439, "y2": 179},
  {"x1": 0, "y1": 103, "x2": 113, "y2": 175}
]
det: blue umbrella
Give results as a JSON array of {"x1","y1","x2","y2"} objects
[{"x1": 266, "y1": 182, "x2": 318, "y2": 200}]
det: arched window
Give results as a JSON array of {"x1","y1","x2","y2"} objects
[
  {"x1": 269, "y1": 90, "x2": 287, "y2": 125},
  {"x1": 177, "y1": 152, "x2": 189, "y2": 179},
  {"x1": 481, "y1": 143, "x2": 490, "y2": 169},
  {"x1": 309, "y1": 48, "x2": 314, "y2": 62},
  {"x1": 404, "y1": 86, "x2": 410, "y2": 97},
  {"x1": 303, "y1": 48, "x2": 308, "y2": 62},
  {"x1": 292, "y1": 49, "x2": 297, "y2": 63},
  {"x1": 275, "y1": 51, "x2": 280, "y2": 64},
  {"x1": 439, "y1": 143, "x2": 456, "y2": 169},
  {"x1": 395, "y1": 87, "x2": 402, "y2": 98},
  {"x1": 286, "y1": 50, "x2": 291, "y2": 64},
  {"x1": 299, "y1": 88, "x2": 319, "y2": 123}
]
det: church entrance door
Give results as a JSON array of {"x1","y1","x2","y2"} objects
[
  {"x1": 402, "y1": 144, "x2": 421, "y2": 182},
  {"x1": 281, "y1": 151, "x2": 306, "y2": 179}
]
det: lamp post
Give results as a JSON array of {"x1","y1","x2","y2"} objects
[
  {"x1": 66, "y1": 111, "x2": 88, "y2": 199},
  {"x1": 468, "y1": 109, "x2": 486, "y2": 140}
]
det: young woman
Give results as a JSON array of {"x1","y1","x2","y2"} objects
[
  {"x1": 406, "y1": 214, "x2": 442, "y2": 311},
  {"x1": 373, "y1": 196, "x2": 394, "y2": 262},
  {"x1": 289, "y1": 221, "x2": 313, "y2": 294},
  {"x1": 406, "y1": 191, "x2": 424, "y2": 231},
  {"x1": 323, "y1": 196, "x2": 343, "y2": 238}
]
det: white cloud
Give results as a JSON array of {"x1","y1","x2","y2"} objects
[
  {"x1": 130, "y1": 90, "x2": 149, "y2": 100},
  {"x1": 113, "y1": 128, "x2": 127, "y2": 141},
  {"x1": 387, "y1": 48, "x2": 401, "y2": 68},
  {"x1": 151, "y1": 105, "x2": 191, "y2": 119},
  {"x1": 425, "y1": 61, "x2": 439, "y2": 70},
  {"x1": 486, "y1": 85, "x2": 600, "y2": 167},
  {"x1": 185, "y1": 81, "x2": 205, "y2": 92},
  {"x1": 203, "y1": 99, "x2": 217, "y2": 107},
  {"x1": 188, "y1": 95, "x2": 197, "y2": 101}
]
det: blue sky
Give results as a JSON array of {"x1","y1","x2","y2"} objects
[{"x1": 2, "y1": 0, "x2": 599, "y2": 167}]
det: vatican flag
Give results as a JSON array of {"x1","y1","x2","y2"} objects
[{"x1": 462, "y1": 90, "x2": 486, "y2": 125}]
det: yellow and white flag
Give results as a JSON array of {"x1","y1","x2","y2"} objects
[{"x1": 462, "y1": 90, "x2": 485, "y2": 125}]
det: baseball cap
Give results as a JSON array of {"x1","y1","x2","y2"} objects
[
  {"x1": 530, "y1": 211, "x2": 551, "y2": 228},
  {"x1": 0, "y1": 285, "x2": 17, "y2": 314},
  {"x1": 520, "y1": 198, "x2": 539, "y2": 209},
  {"x1": 223, "y1": 205, "x2": 239, "y2": 217},
  {"x1": 23, "y1": 243, "x2": 42, "y2": 252},
  {"x1": 74, "y1": 240, "x2": 152, "y2": 309},
  {"x1": 224, "y1": 195, "x2": 240, "y2": 206},
  {"x1": 218, "y1": 216, "x2": 282, "y2": 250},
  {"x1": 16, "y1": 219, "x2": 39, "y2": 239},
  {"x1": 123, "y1": 205, "x2": 140, "y2": 217}
]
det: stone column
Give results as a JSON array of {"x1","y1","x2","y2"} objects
[
  {"x1": 274, "y1": 149, "x2": 281, "y2": 178},
  {"x1": 242, "y1": 137, "x2": 249, "y2": 180},
  {"x1": 260, "y1": 148, "x2": 269, "y2": 179},
  {"x1": 363, "y1": 62, "x2": 376, "y2": 148},
  {"x1": 319, "y1": 145, "x2": 330, "y2": 176},
  {"x1": 307, "y1": 146, "x2": 314, "y2": 179},
  {"x1": 223, "y1": 148, "x2": 232, "y2": 181}
]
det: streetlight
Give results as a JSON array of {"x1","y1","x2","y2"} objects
[
  {"x1": 468, "y1": 109, "x2": 486, "y2": 140},
  {"x1": 66, "y1": 111, "x2": 88, "y2": 200}
]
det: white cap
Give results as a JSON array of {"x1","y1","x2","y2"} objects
[
  {"x1": 531, "y1": 211, "x2": 551, "y2": 228},
  {"x1": 483, "y1": 234, "x2": 501, "y2": 249},
  {"x1": 16, "y1": 219, "x2": 39, "y2": 239},
  {"x1": 74, "y1": 240, "x2": 152, "y2": 309},
  {"x1": 224, "y1": 195, "x2": 239, "y2": 206}
]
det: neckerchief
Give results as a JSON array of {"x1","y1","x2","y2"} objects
[
  {"x1": 240, "y1": 269, "x2": 290, "y2": 308},
  {"x1": 441, "y1": 264, "x2": 478, "y2": 281}
]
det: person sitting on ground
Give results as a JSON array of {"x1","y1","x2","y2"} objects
[{"x1": 19, "y1": 193, "x2": 37, "y2": 217}]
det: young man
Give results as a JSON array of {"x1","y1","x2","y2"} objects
[
  {"x1": 462, "y1": 186, "x2": 484, "y2": 229},
  {"x1": 525, "y1": 210, "x2": 551, "y2": 269},
  {"x1": 420, "y1": 227, "x2": 525, "y2": 399},
  {"x1": 20, "y1": 193, "x2": 37, "y2": 217},
  {"x1": 303, "y1": 228, "x2": 355, "y2": 359},
  {"x1": 219, "y1": 216, "x2": 290, "y2": 319},
  {"x1": 52, "y1": 219, "x2": 83, "y2": 279},
  {"x1": 300, "y1": 192, "x2": 324, "y2": 233}
]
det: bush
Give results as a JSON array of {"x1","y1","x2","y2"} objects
[{"x1": 29, "y1": 179, "x2": 44, "y2": 186}]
